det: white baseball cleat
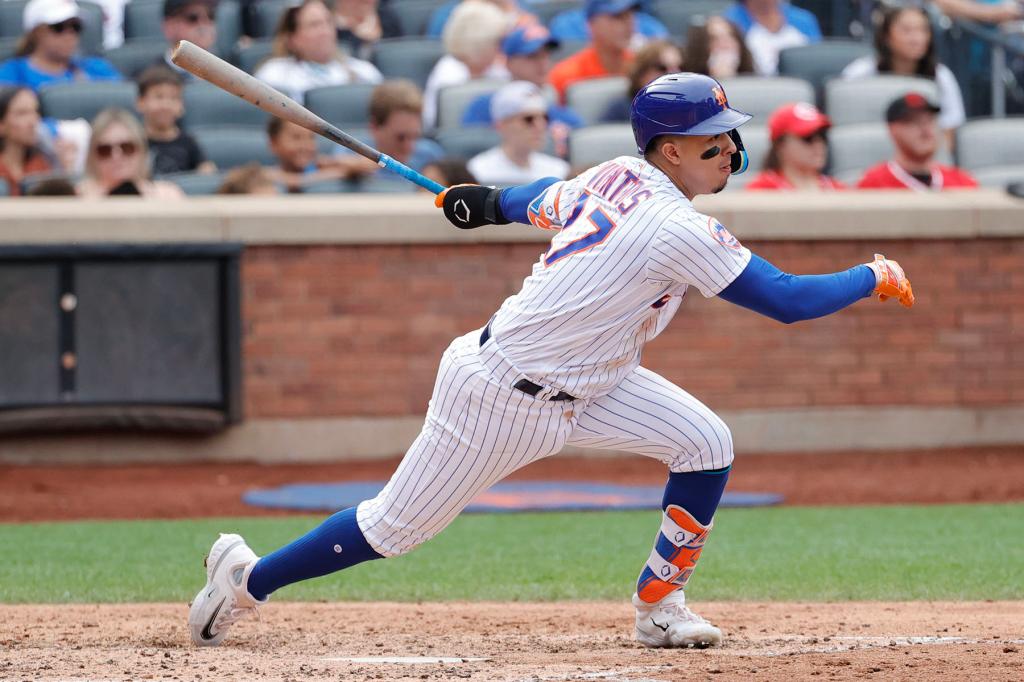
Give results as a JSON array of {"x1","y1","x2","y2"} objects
[
  {"x1": 632, "y1": 590, "x2": 723, "y2": 648},
  {"x1": 188, "y1": 533, "x2": 265, "y2": 647}
]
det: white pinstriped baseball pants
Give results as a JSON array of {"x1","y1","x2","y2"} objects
[{"x1": 356, "y1": 328, "x2": 735, "y2": 557}]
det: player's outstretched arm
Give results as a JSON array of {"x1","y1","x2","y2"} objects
[
  {"x1": 436, "y1": 178, "x2": 561, "y2": 229},
  {"x1": 718, "y1": 253, "x2": 914, "y2": 324}
]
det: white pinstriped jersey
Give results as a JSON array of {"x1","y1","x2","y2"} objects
[{"x1": 490, "y1": 156, "x2": 752, "y2": 399}]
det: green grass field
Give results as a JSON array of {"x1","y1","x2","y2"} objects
[{"x1": 2, "y1": 503, "x2": 1021, "y2": 604}]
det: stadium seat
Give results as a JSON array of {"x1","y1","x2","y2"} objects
[
  {"x1": 372, "y1": 38, "x2": 445, "y2": 89},
  {"x1": 253, "y1": 0, "x2": 287, "y2": 38},
  {"x1": 777, "y1": 40, "x2": 873, "y2": 98},
  {"x1": 825, "y1": 76, "x2": 940, "y2": 127},
  {"x1": 956, "y1": 117, "x2": 1024, "y2": 171},
  {"x1": 530, "y1": 0, "x2": 579, "y2": 27},
  {"x1": 39, "y1": 81, "x2": 138, "y2": 122},
  {"x1": 182, "y1": 80, "x2": 270, "y2": 128},
  {"x1": 192, "y1": 125, "x2": 277, "y2": 169},
  {"x1": 566, "y1": 76, "x2": 629, "y2": 126},
  {"x1": 303, "y1": 83, "x2": 377, "y2": 127},
  {"x1": 651, "y1": 0, "x2": 731, "y2": 34},
  {"x1": 235, "y1": 39, "x2": 273, "y2": 73},
  {"x1": 727, "y1": 124, "x2": 770, "y2": 189},
  {"x1": 436, "y1": 79, "x2": 504, "y2": 129},
  {"x1": 105, "y1": 39, "x2": 169, "y2": 78},
  {"x1": 828, "y1": 124, "x2": 894, "y2": 185},
  {"x1": 0, "y1": 37, "x2": 18, "y2": 63},
  {"x1": 78, "y1": 1, "x2": 105, "y2": 55},
  {"x1": 160, "y1": 170, "x2": 227, "y2": 195},
  {"x1": 123, "y1": 0, "x2": 163, "y2": 40},
  {"x1": 391, "y1": 0, "x2": 448, "y2": 37},
  {"x1": 0, "y1": 1, "x2": 28, "y2": 38},
  {"x1": 719, "y1": 76, "x2": 815, "y2": 122},
  {"x1": 214, "y1": 0, "x2": 243, "y2": 59},
  {"x1": 435, "y1": 127, "x2": 500, "y2": 159},
  {"x1": 970, "y1": 166, "x2": 1024, "y2": 189},
  {"x1": 568, "y1": 124, "x2": 637, "y2": 168}
]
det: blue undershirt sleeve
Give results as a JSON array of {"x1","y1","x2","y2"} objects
[
  {"x1": 718, "y1": 253, "x2": 876, "y2": 324},
  {"x1": 498, "y1": 177, "x2": 562, "y2": 224}
]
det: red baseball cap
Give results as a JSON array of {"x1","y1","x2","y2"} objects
[{"x1": 767, "y1": 102, "x2": 831, "y2": 142}]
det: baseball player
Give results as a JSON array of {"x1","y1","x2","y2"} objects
[{"x1": 189, "y1": 74, "x2": 914, "y2": 649}]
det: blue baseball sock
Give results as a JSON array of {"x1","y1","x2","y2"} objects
[
  {"x1": 636, "y1": 467, "x2": 730, "y2": 603},
  {"x1": 246, "y1": 506, "x2": 382, "y2": 601}
]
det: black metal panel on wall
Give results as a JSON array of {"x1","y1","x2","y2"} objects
[{"x1": 0, "y1": 243, "x2": 244, "y2": 433}]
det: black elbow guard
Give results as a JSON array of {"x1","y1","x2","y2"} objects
[{"x1": 436, "y1": 184, "x2": 509, "y2": 229}]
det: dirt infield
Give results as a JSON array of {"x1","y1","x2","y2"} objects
[
  {"x1": 2, "y1": 447, "x2": 1023, "y2": 522},
  {"x1": 2, "y1": 601, "x2": 1021, "y2": 681}
]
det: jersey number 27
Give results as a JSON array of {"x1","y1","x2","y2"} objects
[{"x1": 544, "y1": 194, "x2": 617, "y2": 267}]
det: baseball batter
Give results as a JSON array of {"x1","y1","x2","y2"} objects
[{"x1": 189, "y1": 73, "x2": 914, "y2": 649}]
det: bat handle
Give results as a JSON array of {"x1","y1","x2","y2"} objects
[{"x1": 377, "y1": 154, "x2": 446, "y2": 195}]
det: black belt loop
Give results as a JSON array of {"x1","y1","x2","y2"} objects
[{"x1": 479, "y1": 322, "x2": 576, "y2": 402}]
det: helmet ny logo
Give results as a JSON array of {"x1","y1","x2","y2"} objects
[{"x1": 712, "y1": 87, "x2": 727, "y2": 108}]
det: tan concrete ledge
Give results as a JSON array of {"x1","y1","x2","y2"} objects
[
  {"x1": 0, "y1": 190, "x2": 1020, "y2": 245},
  {"x1": 1, "y1": 406, "x2": 1021, "y2": 464}
]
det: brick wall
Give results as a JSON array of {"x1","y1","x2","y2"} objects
[{"x1": 242, "y1": 238, "x2": 1024, "y2": 418}]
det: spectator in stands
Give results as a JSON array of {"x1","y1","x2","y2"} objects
[
  {"x1": 462, "y1": 25, "x2": 583, "y2": 156},
  {"x1": 77, "y1": 108, "x2": 185, "y2": 198},
  {"x1": 601, "y1": 39, "x2": 683, "y2": 122},
  {"x1": 746, "y1": 102, "x2": 843, "y2": 191},
  {"x1": 421, "y1": 157, "x2": 476, "y2": 188},
  {"x1": 426, "y1": 0, "x2": 537, "y2": 40},
  {"x1": 0, "y1": 0, "x2": 121, "y2": 91},
  {"x1": 423, "y1": 0, "x2": 511, "y2": 129},
  {"x1": 136, "y1": 66, "x2": 215, "y2": 176},
  {"x1": 217, "y1": 163, "x2": 278, "y2": 194},
  {"x1": 722, "y1": 0, "x2": 822, "y2": 75},
  {"x1": 857, "y1": 93, "x2": 978, "y2": 191},
  {"x1": 367, "y1": 80, "x2": 444, "y2": 172},
  {"x1": 266, "y1": 117, "x2": 374, "y2": 192},
  {"x1": 549, "y1": 0, "x2": 637, "y2": 103},
  {"x1": 931, "y1": 0, "x2": 1023, "y2": 24},
  {"x1": 155, "y1": 0, "x2": 219, "y2": 81},
  {"x1": 0, "y1": 86, "x2": 52, "y2": 196},
  {"x1": 842, "y1": 5, "x2": 966, "y2": 151},
  {"x1": 26, "y1": 176, "x2": 76, "y2": 195},
  {"x1": 468, "y1": 81, "x2": 569, "y2": 185},
  {"x1": 682, "y1": 16, "x2": 756, "y2": 80},
  {"x1": 334, "y1": 0, "x2": 401, "y2": 62},
  {"x1": 547, "y1": 0, "x2": 668, "y2": 44},
  {"x1": 256, "y1": 0, "x2": 382, "y2": 104}
]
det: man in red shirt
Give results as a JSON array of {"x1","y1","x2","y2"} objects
[
  {"x1": 548, "y1": 0, "x2": 637, "y2": 103},
  {"x1": 857, "y1": 93, "x2": 978, "y2": 191}
]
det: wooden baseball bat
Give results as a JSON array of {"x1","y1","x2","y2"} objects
[{"x1": 170, "y1": 40, "x2": 445, "y2": 194}]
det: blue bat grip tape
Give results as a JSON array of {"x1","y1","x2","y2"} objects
[{"x1": 378, "y1": 154, "x2": 446, "y2": 194}]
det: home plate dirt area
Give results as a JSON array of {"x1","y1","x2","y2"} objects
[{"x1": 2, "y1": 601, "x2": 1022, "y2": 681}]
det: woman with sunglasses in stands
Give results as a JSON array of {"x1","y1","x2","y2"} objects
[
  {"x1": 77, "y1": 108, "x2": 184, "y2": 198},
  {"x1": 746, "y1": 102, "x2": 844, "y2": 191},
  {"x1": 600, "y1": 39, "x2": 684, "y2": 123},
  {"x1": 0, "y1": 0, "x2": 120, "y2": 91}
]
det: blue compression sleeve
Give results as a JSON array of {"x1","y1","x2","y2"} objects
[
  {"x1": 718, "y1": 253, "x2": 876, "y2": 324},
  {"x1": 498, "y1": 176, "x2": 562, "y2": 224}
]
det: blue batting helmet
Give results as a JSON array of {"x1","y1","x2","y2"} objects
[{"x1": 631, "y1": 73, "x2": 752, "y2": 174}]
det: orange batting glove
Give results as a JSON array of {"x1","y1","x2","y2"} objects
[{"x1": 864, "y1": 253, "x2": 914, "y2": 308}]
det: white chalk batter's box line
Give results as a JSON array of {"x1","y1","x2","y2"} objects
[{"x1": 730, "y1": 635, "x2": 1024, "y2": 657}]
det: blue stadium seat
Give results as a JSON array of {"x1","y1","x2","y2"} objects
[
  {"x1": 651, "y1": 0, "x2": 731, "y2": 34},
  {"x1": 390, "y1": 0, "x2": 447, "y2": 37},
  {"x1": 719, "y1": 76, "x2": 815, "y2": 122},
  {"x1": 214, "y1": 0, "x2": 243, "y2": 59},
  {"x1": 566, "y1": 76, "x2": 629, "y2": 126},
  {"x1": 77, "y1": 1, "x2": 104, "y2": 56},
  {"x1": 828, "y1": 123, "x2": 894, "y2": 185},
  {"x1": 252, "y1": 0, "x2": 287, "y2": 38},
  {"x1": 436, "y1": 79, "x2": 504, "y2": 129},
  {"x1": 435, "y1": 127, "x2": 500, "y2": 159},
  {"x1": 825, "y1": 76, "x2": 939, "y2": 127},
  {"x1": 568, "y1": 124, "x2": 637, "y2": 168},
  {"x1": 303, "y1": 84, "x2": 377, "y2": 127},
  {"x1": 234, "y1": 38, "x2": 273, "y2": 74},
  {"x1": 778, "y1": 40, "x2": 873, "y2": 100},
  {"x1": 530, "y1": 0, "x2": 578, "y2": 27},
  {"x1": 123, "y1": 0, "x2": 163, "y2": 40},
  {"x1": 0, "y1": 37, "x2": 18, "y2": 62},
  {"x1": 39, "y1": 81, "x2": 138, "y2": 122},
  {"x1": 0, "y1": 1, "x2": 28, "y2": 39},
  {"x1": 182, "y1": 80, "x2": 270, "y2": 128},
  {"x1": 192, "y1": 125, "x2": 277, "y2": 169},
  {"x1": 372, "y1": 38, "x2": 444, "y2": 89},
  {"x1": 105, "y1": 39, "x2": 169, "y2": 78},
  {"x1": 956, "y1": 117, "x2": 1024, "y2": 172}
]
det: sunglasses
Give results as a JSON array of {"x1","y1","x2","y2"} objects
[
  {"x1": 96, "y1": 141, "x2": 139, "y2": 159},
  {"x1": 48, "y1": 18, "x2": 83, "y2": 34},
  {"x1": 520, "y1": 113, "x2": 549, "y2": 126}
]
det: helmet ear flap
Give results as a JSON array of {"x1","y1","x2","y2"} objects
[{"x1": 728, "y1": 129, "x2": 748, "y2": 175}]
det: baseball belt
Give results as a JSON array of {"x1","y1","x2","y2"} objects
[{"x1": 480, "y1": 323, "x2": 578, "y2": 402}]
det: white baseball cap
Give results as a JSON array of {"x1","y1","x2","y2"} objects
[
  {"x1": 490, "y1": 81, "x2": 548, "y2": 123},
  {"x1": 23, "y1": 0, "x2": 81, "y2": 32}
]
